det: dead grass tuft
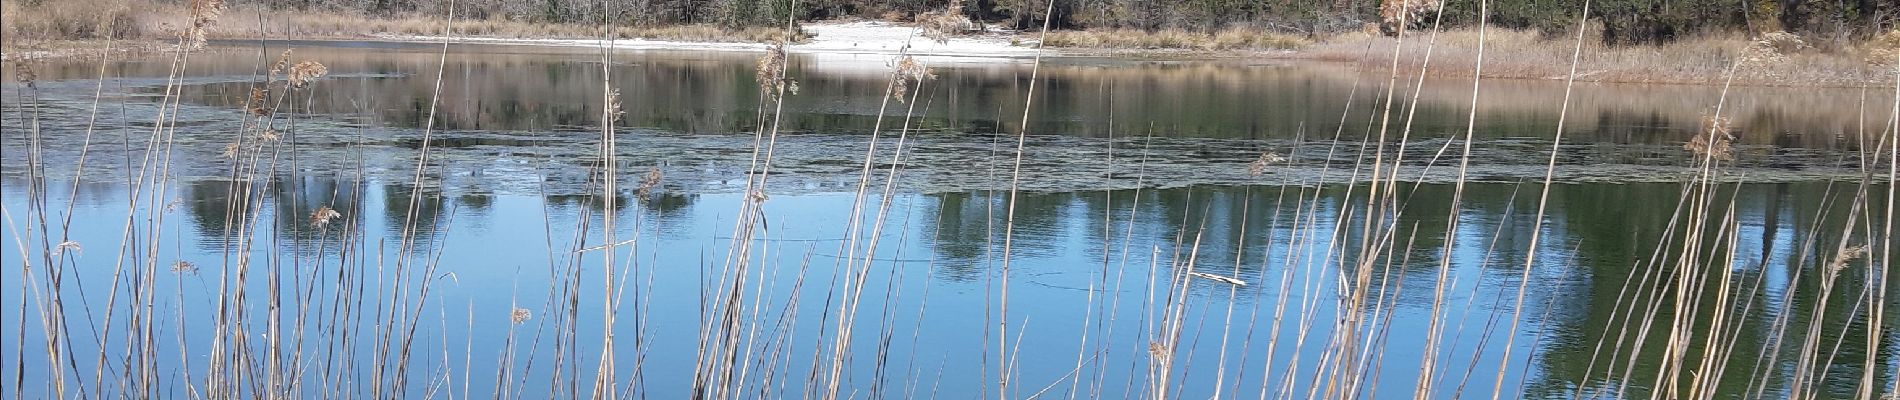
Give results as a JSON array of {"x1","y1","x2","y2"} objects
[
  {"x1": 1740, "y1": 31, "x2": 1810, "y2": 66},
  {"x1": 917, "y1": 6, "x2": 976, "y2": 44}
]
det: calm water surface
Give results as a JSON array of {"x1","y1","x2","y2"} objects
[{"x1": 1, "y1": 42, "x2": 1896, "y2": 399}]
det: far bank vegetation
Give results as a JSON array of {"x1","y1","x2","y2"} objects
[{"x1": 2, "y1": 0, "x2": 1896, "y2": 84}]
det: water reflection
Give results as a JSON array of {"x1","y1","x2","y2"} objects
[
  {"x1": 6, "y1": 46, "x2": 1891, "y2": 198},
  {"x1": 4, "y1": 172, "x2": 1895, "y2": 398},
  {"x1": 9, "y1": 42, "x2": 1873, "y2": 150},
  {"x1": 3, "y1": 41, "x2": 1897, "y2": 399},
  {"x1": 184, "y1": 176, "x2": 374, "y2": 251}
]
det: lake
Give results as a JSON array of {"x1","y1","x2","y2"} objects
[{"x1": 1, "y1": 41, "x2": 1895, "y2": 399}]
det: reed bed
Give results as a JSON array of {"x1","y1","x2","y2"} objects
[
  {"x1": 1, "y1": 0, "x2": 1896, "y2": 399},
  {"x1": 1305, "y1": 25, "x2": 1899, "y2": 87}
]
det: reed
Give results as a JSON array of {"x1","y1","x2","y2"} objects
[
  {"x1": 1305, "y1": 25, "x2": 1899, "y2": 87},
  {"x1": 4, "y1": 0, "x2": 1897, "y2": 398}
]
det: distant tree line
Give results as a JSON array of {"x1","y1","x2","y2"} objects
[{"x1": 222, "y1": 0, "x2": 1895, "y2": 45}]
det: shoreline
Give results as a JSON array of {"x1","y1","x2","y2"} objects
[
  {"x1": 382, "y1": 23, "x2": 1040, "y2": 62},
  {"x1": 6, "y1": 21, "x2": 1893, "y2": 88}
]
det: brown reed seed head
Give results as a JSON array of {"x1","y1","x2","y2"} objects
[
  {"x1": 1685, "y1": 114, "x2": 1736, "y2": 161},
  {"x1": 756, "y1": 43, "x2": 797, "y2": 99},
  {"x1": 1828, "y1": 245, "x2": 1867, "y2": 277},
  {"x1": 310, "y1": 206, "x2": 342, "y2": 229},
  {"x1": 248, "y1": 86, "x2": 272, "y2": 116},
  {"x1": 510, "y1": 308, "x2": 532, "y2": 324},
  {"x1": 184, "y1": 0, "x2": 225, "y2": 50},
  {"x1": 756, "y1": 45, "x2": 783, "y2": 92},
  {"x1": 636, "y1": 167, "x2": 663, "y2": 200},
  {"x1": 287, "y1": 61, "x2": 328, "y2": 88},
  {"x1": 270, "y1": 50, "x2": 293, "y2": 76},
  {"x1": 891, "y1": 55, "x2": 935, "y2": 103},
  {"x1": 607, "y1": 88, "x2": 624, "y2": 123}
]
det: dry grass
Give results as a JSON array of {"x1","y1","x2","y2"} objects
[
  {"x1": 1, "y1": 0, "x2": 803, "y2": 56},
  {"x1": 917, "y1": 8, "x2": 977, "y2": 44},
  {"x1": 229, "y1": 12, "x2": 805, "y2": 43},
  {"x1": 0, "y1": 0, "x2": 146, "y2": 46},
  {"x1": 212, "y1": 10, "x2": 806, "y2": 43},
  {"x1": 1304, "y1": 26, "x2": 1896, "y2": 87},
  {"x1": 1040, "y1": 27, "x2": 1311, "y2": 51},
  {"x1": 1867, "y1": 29, "x2": 1900, "y2": 66}
]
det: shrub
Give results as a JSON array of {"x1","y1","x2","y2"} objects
[
  {"x1": 1867, "y1": 29, "x2": 1900, "y2": 66},
  {"x1": 1378, "y1": 0, "x2": 1439, "y2": 36},
  {"x1": 1740, "y1": 31, "x2": 1810, "y2": 65},
  {"x1": 918, "y1": 7, "x2": 976, "y2": 44}
]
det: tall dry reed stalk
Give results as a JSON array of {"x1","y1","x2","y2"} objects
[{"x1": 5, "y1": 0, "x2": 1897, "y2": 399}]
